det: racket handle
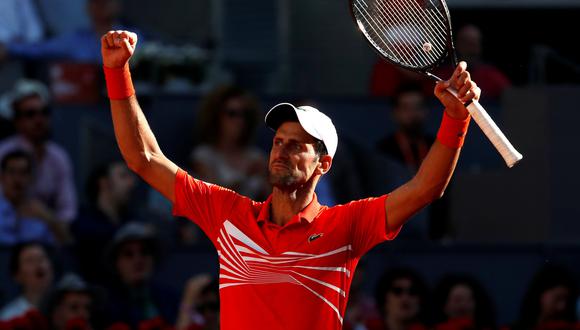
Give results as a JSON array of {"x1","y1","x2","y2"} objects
[
  {"x1": 466, "y1": 100, "x2": 522, "y2": 167},
  {"x1": 445, "y1": 88, "x2": 522, "y2": 167}
]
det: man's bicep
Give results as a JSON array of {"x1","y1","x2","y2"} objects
[
  {"x1": 384, "y1": 179, "x2": 429, "y2": 231},
  {"x1": 138, "y1": 153, "x2": 179, "y2": 203}
]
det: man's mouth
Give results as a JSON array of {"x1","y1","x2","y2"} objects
[{"x1": 271, "y1": 161, "x2": 289, "y2": 169}]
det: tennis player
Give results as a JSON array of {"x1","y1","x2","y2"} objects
[{"x1": 101, "y1": 30, "x2": 480, "y2": 329}]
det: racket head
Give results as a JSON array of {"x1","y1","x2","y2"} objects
[{"x1": 350, "y1": 0, "x2": 457, "y2": 74}]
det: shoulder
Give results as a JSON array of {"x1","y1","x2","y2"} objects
[
  {"x1": 45, "y1": 141, "x2": 71, "y2": 161},
  {"x1": 0, "y1": 135, "x2": 23, "y2": 156},
  {"x1": 322, "y1": 195, "x2": 388, "y2": 217},
  {"x1": 0, "y1": 296, "x2": 31, "y2": 320}
]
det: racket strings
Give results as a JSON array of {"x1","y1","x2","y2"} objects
[
  {"x1": 354, "y1": 0, "x2": 434, "y2": 66},
  {"x1": 371, "y1": 0, "x2": 439, "y2": 65},
  {"x1": 375, "y1": 0, "x2": 443, "y2": 64},
  {"x1": 353, "y1": 0, "x2": 450, "y2": 69},
  {"x1": 354, "y1": 1, "x2": 424, "y2": 66},
  {"x1": 392, "y1": 0, "x2": 447, "y2": 50},
  {"x1": 374, "y1": 0, "x2": 447, "y2": 61}
]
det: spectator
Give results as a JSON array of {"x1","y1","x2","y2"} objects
[
  {"x1": 71, "y1": 161, "x2": 137, "y2": 283},
  {"x1": 433, "y1": 274, "x2": 495, "y2": 330},
  {"x1": 510, "y1": 264, "x2": 579, "y2": 330},
  {"x1": 40, "y1": 273, "x2": 100, "y2": 330},
  {"x1": 176, "y1": 274, "x2": 219, "y2": 330},
  {"x1": 376, "y1": 83, "x2": 449, "y2": 240},
  {"x1": 377, "y1": 83, "x2": 433, "y2": 172},
  {"x1": 104, "y1": 222, "x2": 179, "y2": 328},
  {"x1": 344, "y1": 260, "x2": 380, "y2": 330},
  {"x1": 0, "y1": 242, "x2": 54, "y2": 320},
  {"x1": 369, "y1": 61, "x2": 432, "y2": 98},
  {"x1": 433, "y1": 24, "x2": 511, "y2": 100},
  {"x1": 189, "y1": 85, "x2": 269, "y2": 201},
  {"x1": 0, "y1": 79, "x2": 77, "y2": 224},
  {"x1": 365, "y1": 268, "x2": 429, "y2": 330},
  {"x1": 0, "y1": 0, "x2": 129, "y2": 63},
  {"x1": 0, "y1": 0, "x2": 45, "y2": 44},
  {"x1": 0, "y1": 150, "x2": 71, "y2": 245}
]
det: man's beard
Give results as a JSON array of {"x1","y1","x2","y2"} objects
[{"x1": 268, "y1": 169, "x2": 300, "y2": 190}]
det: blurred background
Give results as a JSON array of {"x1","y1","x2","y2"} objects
[{"x1": 0, "y1": 0, "x2": 579, "y2": 329}]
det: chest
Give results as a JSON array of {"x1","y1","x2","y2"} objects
[{"x1": 216, "y1": 218, "x2": 353, "y2": 274}]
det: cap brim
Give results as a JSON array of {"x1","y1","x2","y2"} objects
[{"x1": 265, "y1": 103, "x2": 299, "y2": 131}]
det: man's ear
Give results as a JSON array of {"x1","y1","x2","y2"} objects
[{"x1": 315, "y1": 155, "x2": 332, "y2": 175}]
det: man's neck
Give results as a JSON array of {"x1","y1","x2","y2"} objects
[
  {"x1": 23, "y1": 288, "x2": 45, "y2": 306},
  {"x1": 270, "y1": 186, "x2": 315, "y2": 226}
]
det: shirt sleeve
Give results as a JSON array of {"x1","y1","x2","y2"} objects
[
  {"x1": 172, "y1": 168, "x2": 240, "y2": 242},
  {"x1": 345, "y1": 195, "x2": 401, "y2": 258}
]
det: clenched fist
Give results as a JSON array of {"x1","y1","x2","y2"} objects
[
  {"x1": 434, "y1": 61, "x2": 481, "y2": 120},
  {"x1": 101, "y1": 30, "x2": 138, "y2": 68}
]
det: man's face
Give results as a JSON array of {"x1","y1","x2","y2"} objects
[
  {"x1": 393, "y1": 92, "x2": 427, "y2": 136},
  {"x1": 52, "y1": 292, "x2": 92, "y2": 330},
  {"x1": 385, "y1": 278, "x2": 421, "y2": 322},
  {"x1": 15, "y1": 245, "x2": 54, "y2": 293},
  {"x1": 1, "y1": 157, "x2": 32, "y2": 203},
  {"x1": 115, "y1": 240, "x2": 154, "y2": 286},
  {"x1": 444, "y1": 284, "x2": 476, "y2": 319},
  {"x1": 104, "y1": 163, "x2": 136, "y2": 206},
  {"x1": 540, "y1": 285, "x2": 570, "y2": 321},
  {"x1": 456, "y1": 25, "x2": 482, "y2": 61},
  {"x1": 268, "y1": 122, "x2": 322, "y2": 190},
  {"x1": 14, "y1": 95, "x2": 50, "y2": 143}
]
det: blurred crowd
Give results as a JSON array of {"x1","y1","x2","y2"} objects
[{"x1": 0, "y1": 0, "x2": 577, "y2": 329}]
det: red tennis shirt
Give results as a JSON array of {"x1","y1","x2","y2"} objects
[{"x1": 172, "y1": 169, "x2": 401, "y2": 329}]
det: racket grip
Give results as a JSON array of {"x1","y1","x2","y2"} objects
[{"x1": 466, "y1": 100, "x2": 523, "y2": 168}]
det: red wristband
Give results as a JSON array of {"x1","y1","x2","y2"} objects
[
  {"x1": 436, "y1": 112, "x2": 471, "y2": 148},
  {"x1": 103, "y1": 64, "x2": 135, "y2": 100}
]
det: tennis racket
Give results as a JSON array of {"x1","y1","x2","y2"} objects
[{"x1": 350, "y1": 0, "x2": 523, "y2": 168}]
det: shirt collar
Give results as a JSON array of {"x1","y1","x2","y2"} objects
[{"x1": 257, "y1": 194, "x2": 321, "y2": 225}]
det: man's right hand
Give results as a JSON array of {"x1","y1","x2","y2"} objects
[{"x1": 101, "y1": 30, "x2": 137, "y2": 68}]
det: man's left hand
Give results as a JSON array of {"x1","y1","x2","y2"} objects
[{"x1": 434, "y1": 61, "x2": 481, "y2": 119}]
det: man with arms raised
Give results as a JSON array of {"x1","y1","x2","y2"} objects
[{"x1": 100, "y1": 31, "x2": 479, "y2": 330}]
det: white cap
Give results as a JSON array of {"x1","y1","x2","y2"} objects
[{"x1": 265, "y1": 103, "x2": 338, "y2": 158}]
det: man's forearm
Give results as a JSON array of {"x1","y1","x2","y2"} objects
[
  {"x1": 413, "y1": 140, "x2": 461, "y2": 203},
  {"x1": 110, "y1": 96, "x2": 164, "y2": 172}
]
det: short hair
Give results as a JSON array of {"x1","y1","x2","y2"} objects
[
  {"x1": 314, "y1": 139, "x2": 328, "y2": 158},
  {"x1": 9, "y1": 242, "x2": 50, "y2": 276},
  {"x1": 1, "y1": 149, "x2": 33, "y2": 173}
]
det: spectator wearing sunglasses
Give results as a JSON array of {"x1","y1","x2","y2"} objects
[
  {"x1": 0, "y1": 80, "x2": 77, "y2": 226},
  {"x1": 366, "y1": 268, "x2": 430, "y2": 330},
  {"x1": 189, "y1": 85, "x2": 269, "y2": 201}
]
